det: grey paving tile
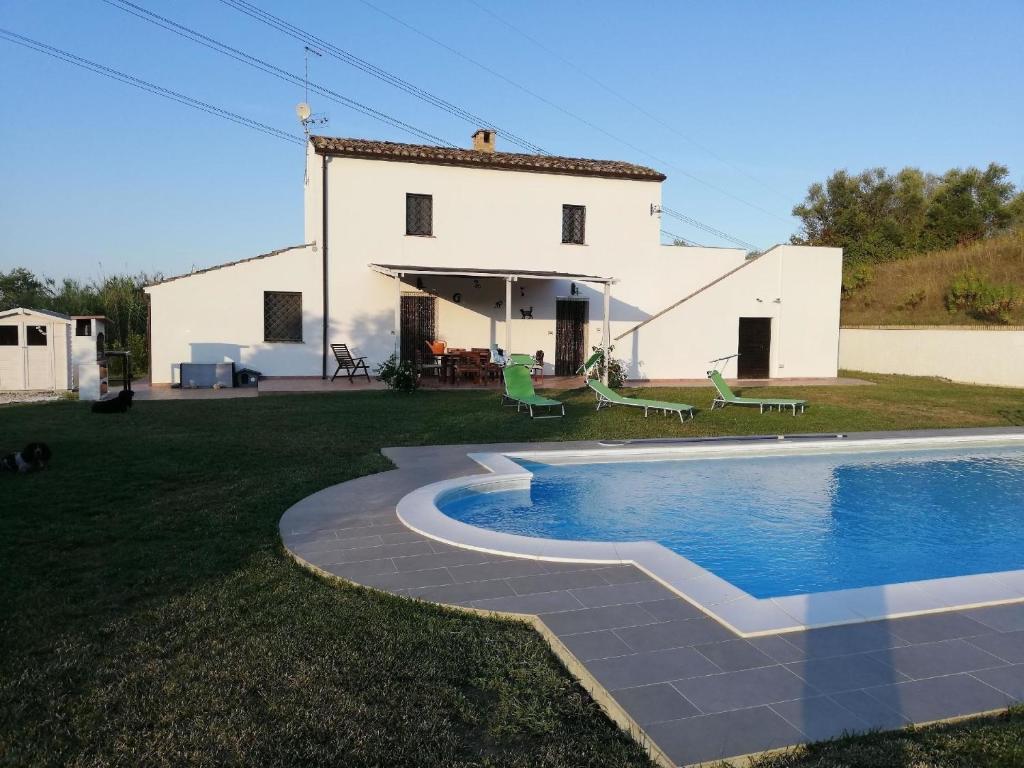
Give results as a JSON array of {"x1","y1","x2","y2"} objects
[
  {"x1": 570, "y1": 580, "x2": 672, "y2": 608},
  {"x1": 614, "y1": 617, "x2": 734, "y2": 653},
  {"x1": 645, "y1": 706, "x2": 805, "y2": 767},
  {"x1": 592, "y1": 565, "x2": 653, "y2": 585},
  {"x1": 472, "y1": 590, "x2": 582, "y2": 615},
  {"x1": 672, "y1": 665, "x2": 811, "y2": 714},
  {"x1": 282, "y1": 529, "x2": 337, "y2": 545},
  {"x1": 508, "y1": 569, "x2": 611, "y2": 596},
  {"x1": 447, "y1": 559, "x2": 548, "y2": 583},
  {"x1": 535, "y1": 561, "x2": 612, "y2": 575},
  {"x1": 327, "y1": 540, "x2": 434, "y2": 565},
  {"x1": 889, "y1": 612, "x2": 991, "y2": 645},
  {"x1": 587, "y1": 646, "x2": 720, "y2": 690},
  {"x1": 558, "y1": 630, "x2": 634, "y2": 662},
  {"x1": 770, "y1": 695, "x2": 872, "y2": 741},
  {"x1": 333, "y1": 521, "x2": 408, "y2": 538},
  {"x1": 829, "y1": 689, "x2": 910, "y2": 731},
  {"x1": 786, "y1": 654, "x2": 904, "y2": 694},
  {"x1": 291, "y1": 533, "x2": 384, "y2": 555},
  {"x1": 971, "y1": 664, "x2": 1024, "y2": 701},
  {"x1": 695, "y1": 639, "x2": 776, "y2": 672},
  {"x1": 870, "y1": 639, "x2": 1007, "y2": 680},
  {"x1": 392, "y1": 549, "x2": 498, "y2": 572},
  {"x1": 965, "y1": 630, "x2": 1024, "y2": 664},
  {"x1": 540, "y1": 604, "x2": 657, "y2": 635},
  {"x1": 637, "y1": 597, "x2": 705, "y2": 622},
  {"x1": 408, "y1": 579, "x2": 515, "y2": 605},
  {"x1": 780, "y1": 621, "x2": 906, "y2": 659},
  {"x1": 359, "y1": 567, "x2": 453, "y2": 591},
  {"x1": 323, "y1": 558, "x2": 397, "y2": 580},
  {"x1": 748, "y1": 635, "x2": 808, "y2": 663},
  {"x1": 613, "y1": 682, "x2": 700, "y2": 726},
  {"x1": 961, "y1": 603, "x2": 1024, "y2": 633},
  {"x1": 378, "y1": 530, "x2": 427, "y2": 545},
  {"x1": 863, "y1": 673, "x2": 1013, "y2": 723}
]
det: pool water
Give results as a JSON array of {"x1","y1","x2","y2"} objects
[{"x1": 438, "y1": 445, "x2": 1024, "y2": 598}]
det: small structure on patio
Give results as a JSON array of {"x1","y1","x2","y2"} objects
[{"x1": 0, "y1": 307, "x2": 72, "y2": 392}]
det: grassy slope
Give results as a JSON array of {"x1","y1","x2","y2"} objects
[
  {"x1": 841, "y1": 231, "x2": 1024, "y2": 326},
  {"x1": 2, "y1": 376, "x2": 1023, "y2": 767}
]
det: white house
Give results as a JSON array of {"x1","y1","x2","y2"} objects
[{"x1": 145, "y1": 131, "x2": 841, "y2": 384}]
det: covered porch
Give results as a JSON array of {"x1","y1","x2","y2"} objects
[{"x1": 369, "y1": 264, "x2": 616, "y2": 385}]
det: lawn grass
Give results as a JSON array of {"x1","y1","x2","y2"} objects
[{"x1": 2, "y1": 373, "x2": 1023, "y2": 767}]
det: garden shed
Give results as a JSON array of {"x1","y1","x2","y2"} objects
[{"x1": 0, "y1": 307, "x2": 72, "y2": 391}]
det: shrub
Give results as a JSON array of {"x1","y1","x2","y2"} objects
[
  {"x1": 899, "y1": 289, "x2": 926, "y2": 310},
  {"x1": 375, "y1": 353, "x2": 419, "y2": 392},
  {"x1": 945, "y1": 270, "x2": 1021, "y2": 323},
  {"x1": 592, "y1": 345, "x2": 627, "y2": 388},
  {"x1": 841, "y1": 264, "x2": 874, "y2": 297}
]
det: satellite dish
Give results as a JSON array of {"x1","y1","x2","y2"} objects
[{"x1": 295, "y1": 102, "x2": 311, "y2": 121}]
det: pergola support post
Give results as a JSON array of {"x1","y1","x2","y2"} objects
[
  {"x1": 504, "y1": 277, "x2": 512, "y2": 355},
  {"x1": 393, "y1": 274, "x2": 401, "y2": 357},
  {"x1": 602, "y1": 281, "x2": 611, "y2": 385}
]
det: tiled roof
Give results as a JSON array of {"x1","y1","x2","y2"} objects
[
  {"x1": 144, "y1": 243, "x2": 314, "y2": 288},
  {"x1": 310, "y1": 136, "x2": 666, "y2": 182}
]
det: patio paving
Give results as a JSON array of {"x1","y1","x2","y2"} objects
[{"x1": 279, "y1": 431, "x2": 1024, "y2": 767}]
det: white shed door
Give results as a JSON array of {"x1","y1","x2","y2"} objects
[
  {"x1": 0, "y1": 325, "x2": 25, "y2": 390},
  {"x1": 26, "y1": 345, "x2": 54, "y2": 389}
]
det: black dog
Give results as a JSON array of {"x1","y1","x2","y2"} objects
[
  {"x1": 91, "y1": 389, "x2": 134, "y2": 413},
  {"x1": 1, "y1": 442, "x2": 52, "y2": 473}
]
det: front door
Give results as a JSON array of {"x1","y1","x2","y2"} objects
[
  {"x1": 737, "y1": 317, "x2": 772, "y2": 378},
  {"x1": 555, "y1": 299, "x2": 588, "y2": 376},
  {"x1": 400, "y1": 295, "x2": 437, "y2": 363}
]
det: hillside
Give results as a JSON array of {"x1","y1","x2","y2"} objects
[{"x1": 840, "y1": 231, "x2": 1024, "y2": 326}]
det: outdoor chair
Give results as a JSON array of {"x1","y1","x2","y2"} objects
[
  {"x1": 415, "y1": 350, "x2": 442, "y2": 379},
  {"x1": 577, "y1": 350, "x2": 604, "y2": 380},
  {"x1": 502, "y1": 364, "x2": 564, "y2": 418},
  {"x1": 588, "y1": 379, "x2": 695, "y2": 423},
  {"x1": 707, "y1": 370, "x2": 806, "y2": 415},
  {"x1": 330, "y1": 343, "x2": 371, "y2": 383}
]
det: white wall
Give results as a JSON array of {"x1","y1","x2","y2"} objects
[
  {"x1": 617, "y1": 246, "x2": 843, "y2": 379},
  {"x1": 839, "y1": 328, "x2": 1024, "y2": 388},
  {"x1": 145, "y1": 246, "x2": 321, "y2": 384}
]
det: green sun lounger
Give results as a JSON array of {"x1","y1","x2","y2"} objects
[
  {"x1": 507, "y1": 353, "x2": 535, "y2": 366},
  {"x1": 502, "y1": 364, "x2": 564, "y2": 418},
  {"x1": 576, "y1": 349, "x2": 603, "y2": 379},
  {"x1": 588, "y1": 380, "x2": 695, "y2": 423},
  {"x1": 707, "y1": 370, "x2": 806, "y2": 415}
]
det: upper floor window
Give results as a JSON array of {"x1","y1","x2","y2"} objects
[
  {"x1": 406, "y1": 193, "x2": 433, "y2": 236},
  {"x1": 562, "y1": 204, "x2": 586, "y2": 244},
  {"x1": 264, "y1": 291, "x2": 303, "y2": 343}
]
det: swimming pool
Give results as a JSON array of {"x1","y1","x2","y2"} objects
[
  {"x1": 397, "y1": 434, "x2": 1024, "y2": 633},
  {"x1": 438, "y1": 444, "x2": 1024, "y2": 599}
]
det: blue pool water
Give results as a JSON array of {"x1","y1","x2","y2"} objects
[{"x1": 438, "y1": 445, "x2": 1024, "y2": 598}]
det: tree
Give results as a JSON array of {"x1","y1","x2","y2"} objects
[
  {"x1": 792, "y1": 163, "x2": 1019, "y2": 263},
  {"x1": 0, "y1": 268, "x2": 54, "y2": 310}
]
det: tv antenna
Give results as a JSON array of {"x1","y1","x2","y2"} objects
[{"x1": 297, "y1": 46, "x2": 328, "y2": 139}]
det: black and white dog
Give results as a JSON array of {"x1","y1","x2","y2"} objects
[
  {"x1": 91, "y1": 389, "x2": 134, "y2": 413},
  {"x1": 1, "y1": 442, "x2": 52, "y2": 473}
]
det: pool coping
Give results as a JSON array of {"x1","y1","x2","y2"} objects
[{"x1": 397, "y1": 433, "x2": 1024, "y2": 636}]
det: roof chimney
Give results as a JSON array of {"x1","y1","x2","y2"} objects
[{"x1": 472, "y1": 129, "x2": 496, "y2": 154}]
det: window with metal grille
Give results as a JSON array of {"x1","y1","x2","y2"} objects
[
  {"x1": 264, "y1": 291, "x2": 303, "y2": 343},
  {"x1": 406, "y1": 193, "x2": 433, "y2": 236},
  {"x1": 562, "y1": 204, "x2": 586, "y2": 244}
]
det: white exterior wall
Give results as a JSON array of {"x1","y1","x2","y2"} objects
[
  {"x1": 306, "y1": 152, "x2": 785, "y2": 375},
  {"x1": 616, "y1": 246, "x2": 843, "y2": 379},
  {"x1": 839, "y1": 328, "x2": 1024, "y2": 388},
  {"x1": 145, "y1": 247, "x2": 321, "y2": 384}
]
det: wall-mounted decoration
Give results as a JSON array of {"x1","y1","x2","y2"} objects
[
  {"x1": 494, "y1": 300, "x2": 503, "y2": 309},
  {"x1": 416, "y1": 277, "x2": 425, "y2": 291},
  {"x1": 452, "y1": 292, "x2": 462, "y2": 304},
  {"x1": 473, "y1": 279, "x2": 480, "y2": 289},
  {"x1": 570, "y1": 282, "x2": 579, "y2": 296},
  {"x1": 520, "y1": 306, "x2": 534, "y2": 319},
  {"x1": 520, "y1": 285, "x2": 526, "y2": 297}
]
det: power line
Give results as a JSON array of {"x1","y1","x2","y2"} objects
[
  {"x1": 465, "y1": 0, "x2": 792, "y2": 202},
  {"x1": 216, "y1": 0, "x2": 547, "y2": 154},
  {"x1": 659, "y1": 228, "x2": 703, "y2": 247},
  {"x1": 660, "y1": 206, "x2": 760, "y2": 251},
  {"x1": 357, "y1": 0, "x2": 792, "y2": 225},
  {"x1": 101, "y1": 0, "x2": 454, "y2": 147},
  {"x1": 0, "y1": 27, "x2": 303, "y2": 145}
]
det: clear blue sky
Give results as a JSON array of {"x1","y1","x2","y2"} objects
[{"x1": 2, "y1": 0, "x2": 1022, "y2": 280}]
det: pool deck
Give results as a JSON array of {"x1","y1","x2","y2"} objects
[{"x1": 279, "y1": 427, "x2": 1024, "y2": 767}]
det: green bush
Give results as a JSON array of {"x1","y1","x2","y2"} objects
[
  {"x1": 592, "y1": 345, "x2": 627, "y2": 388},
  {"x1": 945, "y1": 270, "x2": 1021, "y2": 323},
  {"x1": 841, "y1": 264, "x2": 874, "y2": 297},
  {"x1": 375, "y1": 353, "x2": 420, "y2": 392}
]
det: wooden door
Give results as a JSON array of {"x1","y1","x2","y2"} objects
[
  {"x1": 737, "y1": 317, "x2": 772, "y2": 378},
  {"x1": 555, "y1": 299, "x2": 588, "y2": 376},
  {"x1": 400, "y1": 295, "x2": 437, "y2": 363},
  {"x1": 0, "y1": 323, "x2": 23, "y2": 390}
]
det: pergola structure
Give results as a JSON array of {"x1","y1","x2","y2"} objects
[{"x1": 369, "y1": 264, "x2": 616, "y2": 383}]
